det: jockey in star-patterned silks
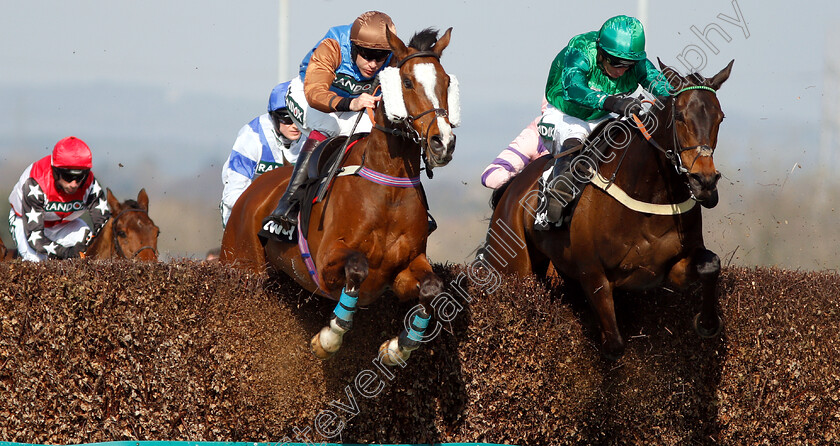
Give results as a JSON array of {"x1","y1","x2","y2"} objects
[
  {"x1": 220, "y1": 81, "x2": 303, "y2": 227},
  {"x1": 8, "y1": 136, "x2": 110, "y2": 261}
]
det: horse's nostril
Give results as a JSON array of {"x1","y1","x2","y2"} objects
[
  {"x1": 430, "y1": 135, "x2": 444, "y2": 153},
  {"x1": 689, "y1": 172, "x2": 719, "y2": 189}
]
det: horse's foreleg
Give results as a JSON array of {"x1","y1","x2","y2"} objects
[
  {"x1": 669, "y1": 250, "x2": 722, "y2": 338},
  {"x1": 581, "y1": 276, "x2": 625, "y2": 360},
  {"x1": 310, "y1": 247, "x2": 369, "y2": 360},
  {"x1": 379, "y1": 254, "x2": 443, "y2": 366}
]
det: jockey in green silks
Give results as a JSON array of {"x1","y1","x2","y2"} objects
[{"x1": 537, "y1": 15, "x2": 674, "y2": 227}]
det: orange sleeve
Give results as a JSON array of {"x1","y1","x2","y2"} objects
[{"x1": 303, "y1": 39, "x2": 344, "y2": 113}]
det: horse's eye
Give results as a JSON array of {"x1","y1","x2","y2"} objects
[
  {"x1": 403, "y1": 77, "x2": 413, "y2": 89},
  {"x1": 117, "y1": 230, "x2": 127, "y2": 238},
  {"x1": 675, "y1": 111, "x2": 685, "y2": 122}
]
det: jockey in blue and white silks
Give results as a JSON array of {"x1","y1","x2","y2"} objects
[{"x1": 220, "y1": 81, "x2": 303, "y2": 227}]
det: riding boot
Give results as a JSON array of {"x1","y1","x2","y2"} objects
[
  {"x1": 262, "y1": 132, "x2": 323, "y2": 230},
  {"x1": 545, "y1": 138, "x2": 584, "y2": 225}
]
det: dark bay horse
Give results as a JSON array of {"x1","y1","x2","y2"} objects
[
  {"x1": 221, "y1": 27, "x2": 457, "y2": 365},
  {"x1": 85, "y1": 188, "x2": 159, "y2": 260},
  {"x1": 484, "y1": 60, "x2": 733, "y2": 359}
]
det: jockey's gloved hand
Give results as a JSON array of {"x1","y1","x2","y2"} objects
[
  {"x1": 56, "y1": 243, "x2": 86, "y2": 260},
  {"x1": 603, "y1": 95, "x2": 643, "y2": 118}
]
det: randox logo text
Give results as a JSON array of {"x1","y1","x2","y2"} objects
[{"x1": 45, "y1": 201, "x2": 85, "y2": 213}]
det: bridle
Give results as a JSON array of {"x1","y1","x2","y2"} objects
[
  {"x1": 631, "y1": 85, "x2": 718, "y2": 175},
  {"x1": 111, "y1": 208, "x2": 157, "y2": 259},
  {"x1": 373, "y1": 50, "x2": 450, "y2": 175}
]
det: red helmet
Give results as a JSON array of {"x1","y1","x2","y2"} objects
[{"x1": 51, "y1": 136, "x2": 93, "y2": 169}]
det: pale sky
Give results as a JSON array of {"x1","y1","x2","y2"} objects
[
  {"x1": 1, "y1": 0, "x2": 834, "y2": 116},
  {"x1": 2, "y1": 1, "x2": 836, "y2": 159}
]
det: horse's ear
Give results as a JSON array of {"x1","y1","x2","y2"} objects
[
  {"x1": 708, "y1": 59, "x2": 734, "y2": 90},
  {"x1": 386, "y1": 25, "x2": 408, "y2": 62},
  {"x1": 137, "y1": 188, "x2": 149, "y2": 211},
  {"x1": 106, "y1": 188, "x2": 120, "y2": 214},
  {"x1": 658, "y1": 57, "x2": 687, "y2": 90},
  {"x1": 432, "y1": 27, "x2": 453, "y2": 57}
]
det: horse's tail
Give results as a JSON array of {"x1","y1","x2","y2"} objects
[{"x1": 489, "y1": 179, "x2": 513, "y2": 210}]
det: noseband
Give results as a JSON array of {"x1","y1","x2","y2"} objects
[{"x1": 112, "y1": 208, "x2": 157, "y2": 259}]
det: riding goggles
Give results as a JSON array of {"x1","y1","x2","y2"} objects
[
  {"x1": 600, "y1": 48, "x2": 637, "y2": 68},
  {"x1": 355, "y1": 45, "x2": 391, "y2": 63},
  {"x1": 55, "y1": 168, "x2": 89, "y2": 183},
  {"x1": 274, "y1": 112, "x2": 294, "y2": 125}
]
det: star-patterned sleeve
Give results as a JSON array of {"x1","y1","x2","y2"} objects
[
  {"x1": 18, "y1": 178, "x2": 81, "y2": 259},
  {"x1": 85, "y1": 179, "x2": 110, "y2": 237}
]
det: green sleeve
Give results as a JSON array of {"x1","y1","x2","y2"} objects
[
  {"x1": 635, "y1": 59, "x2": 674, "y2": 97},
  {"x1": 546, "y1": 48, "x2": 609, "y2": 110}
]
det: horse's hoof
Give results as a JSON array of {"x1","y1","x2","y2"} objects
[
  {"x1": 378, "y1": 338, "x2": 410, "y2": 366},
  {"x1": 600, "y1": 339, "x2": 626, "y2": 361},
  {"x1": 694, "y1": 313, "x2": 722, "y2": 338},
  {"x1": 310, "y1": 331, "x2": 336, "y2": 360}
]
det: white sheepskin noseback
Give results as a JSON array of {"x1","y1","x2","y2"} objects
[
  {"x1": 378, "y1": 67, "x2": 408, "y2": 122},
  {"x1": 447, "y1": 74, "x2": 461, "y2": 127}
]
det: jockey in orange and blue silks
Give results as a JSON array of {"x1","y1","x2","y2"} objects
[
  {"x1": 263, "y1": 11, "x2": 396, "y2": 231},
  {"x1": 284, "y1": 11, "x2": 394, "y2": 141},
  {"x1": 8, "y1": 137, "x2": 110, "y2": 261},
  {"x1": 220, "y1": 81, "x2": 303, "y2": 227}
]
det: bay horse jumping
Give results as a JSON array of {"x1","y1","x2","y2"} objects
[
  {"x1": 483, "y1": 60, "x2": 733, "y2": 359},
  {"x1": 85, "y1": 188, "x2": 159, "y2": 260},
  {"x1": 221, "y1": 27, "x2": 457, "y2": 365}
]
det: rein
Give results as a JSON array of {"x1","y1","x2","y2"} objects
[{"x1": 112, "y1": 208, "x2": 157, "y2": 259}]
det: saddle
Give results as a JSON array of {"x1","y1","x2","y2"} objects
[
  {"x1": 289, "y1": 133, "x2": 369, "y2": 241},
  {"x1": 537, "y1": 117, "x2": 618, "y2": 229}
]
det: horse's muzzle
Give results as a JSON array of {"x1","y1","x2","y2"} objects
[
  {"x1": 688, "y1": 171, "x2": 721, "y2": 208},
  {"x1": 427, "y1": 133, "x2": 456, "y2": 167}
]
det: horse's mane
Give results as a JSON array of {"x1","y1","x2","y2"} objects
[
  {"x1": 109, "y1": 199, "x2": 144, "y2": 218},
  {"x1": 408, "y1": 28, "x2": 440, "y2": 51},
  {"x1": 121, "y1": 199, "x2": 143, "y2": 210}
]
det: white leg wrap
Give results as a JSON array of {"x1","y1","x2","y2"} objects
[
  {"x1": 379, "y1": 337, "x2": 411, "y2": 366},
  {"x1": 319, "y1": 319, "x2": 348, "y2": 353}
]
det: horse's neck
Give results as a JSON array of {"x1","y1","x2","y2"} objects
[
  {"x1": 359, "y1": 114, "x2": 424, "y2": 178},
  {"x1": 85, "y1": 218, "x2": 115, "y2": 259}
]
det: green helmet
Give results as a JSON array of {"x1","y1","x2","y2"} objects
[{"x1": 597, "y1": 15, "x2": 647, "y2": 61}]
